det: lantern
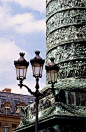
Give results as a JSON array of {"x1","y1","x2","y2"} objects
[
  {"x1": 45, "y1": 58, "x2": 59, "y2": 84},
  {"x1": 30, "y1": 51, "x2": 45, "y2": 78},
  {"x1": 14, "y1": 52, "x2": 29, "y2": 80}
]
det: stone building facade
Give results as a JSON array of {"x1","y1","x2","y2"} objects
[{"x1": 0, "y1": 88, "x2": 35, "y2": 132}]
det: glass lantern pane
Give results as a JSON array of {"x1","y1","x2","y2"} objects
[
  {"x1": 39, "y1": 65, "x2": 43, "y2": 76},
  {"x1": 34, "y1": 67, "x2": 40, "y2": 76},
  {"x1": 32, "y1": 63, "x2": 44, "y2": 77},
  {"x1": 47, "y1": 70, "x2": 58, "y2": 84},
  {"x1": 20, "y1": 69, "x2": 24, "y2": 77},
  {"x1": 16, "y1": 66, "x2": 27, "y2": 80},
  {"x1": 24, "y1": 68, "x2": 27, "y2": 78},
  {"x1": 16, "y1": 68, "x2": 19, "y2": 79},
  {"x1": 47, "y1": 72, "x2": 51, "y2": 83},
  {"x1": 51, "y1": 73, "x2": 54, "y2": 83},
  {"x1": 51, "y1": 70, "x2": 58, "y2": 83},
  {"x1": 20, "y1": 68, "x2": 27, "y2": 79},
  {"x1": 32, "y1": 66, "x2": 35, "y2": 76},
  {"x1": 55, "y1": 72, "x2": 58, "y2": 82}
]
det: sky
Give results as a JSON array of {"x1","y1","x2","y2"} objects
[{"x1": 0, "y1": 0, "x2": 46, "y2": 95}]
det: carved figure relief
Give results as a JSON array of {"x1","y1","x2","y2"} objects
[
  {"x1": 16, "y1": 102, "x2": 26, "y2": 114},
  {"x1": 46, "y1": 49, "x2": 57, "y2": 65},
  {"x1": 46, "y1": 0, "x2": 86, "y2": 19},
  {"x1": 58, "y1": 60, "x2": 86, "y2": 79},
  {"x1": 24, "y1": 94, "x2": 54, "y2": 122},
  {"x1": 46, "y1": 9, "x2": 86, "y2": 35},
  {"x1": 46, "y1": 25, "x2": 86, "y2": 53},
  {"x1": 57, "y1": 43, "x2": 86, "y2": 61}
]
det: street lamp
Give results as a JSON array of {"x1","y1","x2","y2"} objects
[
  {"x1": 45, "y1": 58, "x2": 59, "y2": 97},
  {"x1": 14, "y1": 51, "x2": 45, "y2": 132},
  {"x1": 30, "y1": 51, "x2": 45, "y2": 132},
  {"x1": 14, "y1": 52, "x2": 29, "y2": 81},
  {"x1": 14, "y1": 53, "x2": 59, "y2": 132},
  {"x1": 30, "y1": 51, "x2": 45, "y2": 78}
]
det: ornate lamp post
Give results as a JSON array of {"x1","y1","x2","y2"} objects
[
  {"x1": 30, "y1": 51, "x2": 45, "y2": 132},
  {"x1": 14, "y1": 53, "x2": 59, "y2": 132},
  {"x1": 14, "y1": 51, "x2": 45, "y2": 132},
  {"x1": 45, "y1": 58, "x2": 59, "y2": 98}
]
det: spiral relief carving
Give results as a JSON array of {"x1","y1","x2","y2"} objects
[{"x1": 46, "y1": 0, "x2": 86, "y2": 80}]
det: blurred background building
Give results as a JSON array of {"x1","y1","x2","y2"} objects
[{"x1": 0, "y1": 88, "x2": 35, "y2": 132}]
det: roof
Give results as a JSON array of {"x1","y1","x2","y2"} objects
[{"x1": 0, "y1": 90, "x2": 35, "y2": 116}]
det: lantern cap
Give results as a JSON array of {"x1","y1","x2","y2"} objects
[
  {"x1": 35, "y1": 51, "x2": 40, "y2": 56},
  {"x1": 19, "y1": 52, "x2": 25, "y2": 57},
  {"x1": 49, "y1": 58, "x2": 55, "y2": 66},
  {"x1": 14, "y1": 52, "x2": 29, "y2": 67},
  {"x1": 45, "y1": 57, "x2": 59, "y2": 71},
  {"x1": 30, "y1": 50, "x2": 45, "y2": 65}
]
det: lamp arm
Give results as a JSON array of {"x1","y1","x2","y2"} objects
[{"x1": 18, "y1": 83, "x2": 35, "y2": 96}]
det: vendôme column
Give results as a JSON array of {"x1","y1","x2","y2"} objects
[{"x1": 46, "y1": 0, "x2": 86, "y2": 95}]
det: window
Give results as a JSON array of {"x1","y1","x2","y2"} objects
[
  {"x1": 14, "y1": 98, "x2": 20, "y2": 105},
  {"x1": 3, "y1": 127, "x2": 9, "y2": 132},
  {"x1": 1, "y1": 102, "x2": 12, "y2": 114},
  {"x1": 0, "y1": 96, "x2": 6, "y2": 104},
  {"x1": 5, "y1": 106, "x2": 10, "y2": 115}
]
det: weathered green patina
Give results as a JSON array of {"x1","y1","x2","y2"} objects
[{"x1": 14, "y1": 0, "x2": 86, "y2": 131}]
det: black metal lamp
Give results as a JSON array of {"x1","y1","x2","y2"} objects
[
  {"x1": 45, "y1": 58, "x2": 59, "y2": 97},
  {"x1": 30, "y1": 51, "x2": 45, "y2": 132},
  {"x1": 14, "y1": 52, "x2": 29, "y2": 80},
  {"x1": 30, "y1": 51, "x2": 45, "y2": 78},
  {"x1": 45, "y1": 58, "x2": 59, "y2": 84},
  {"x1": 14, "y1": 51, "x2": 45, "y2": 132}
]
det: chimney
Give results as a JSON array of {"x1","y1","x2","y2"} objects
[{"x1": 2, "y1": 88, "x2": 11, "y2": 93}]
